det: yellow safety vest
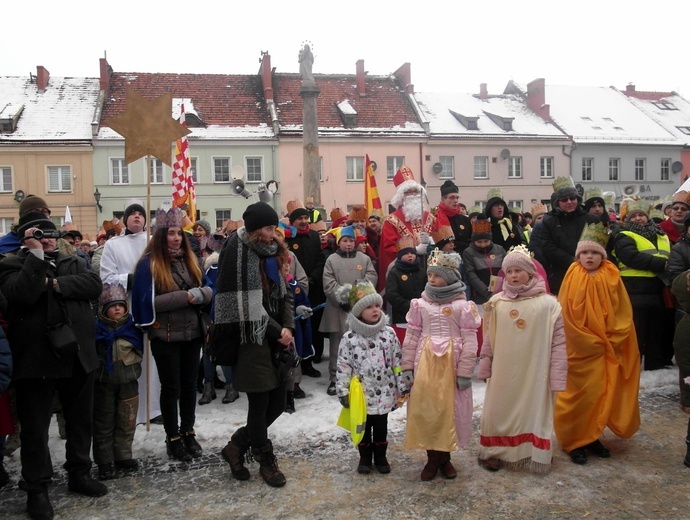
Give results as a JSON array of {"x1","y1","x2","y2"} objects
[{"x1": 617, "y1": 231, "x2": 670, "y2": 277}]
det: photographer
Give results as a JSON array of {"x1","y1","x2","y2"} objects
[
  {"x1": 215, "y1": 202, "x2": 294, "y2": 488},
  {"x1": 0, "y1": 211, "x2": 105, "y2": 519}
]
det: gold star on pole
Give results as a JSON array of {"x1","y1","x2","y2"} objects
[{"x1": 104, "y1": 88, "x2": 191, "y2": 167}]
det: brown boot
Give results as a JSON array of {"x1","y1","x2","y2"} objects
[
  {"x1": 220, "y1": 427, "x2": 251, "y2": 480},
  {"x1": 421, "y1": 450, "x2": 442, "y2": 481},
  {"x1": 251, "y1": 440, "x2": 286, "y2": 488},
  {"x1": 439, "y1": 452, "x2": 457, "y2": 479},
  {"x1": 357, "y1": 442, "x2": 373, "y2": 474}
]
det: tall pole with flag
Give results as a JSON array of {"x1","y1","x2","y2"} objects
[
  {"x1": 364, "y1": 154, "x2": 383, "y2": 217},
  {"x1": 172, "y1": 104, "x2": 196, "y2": 227}
]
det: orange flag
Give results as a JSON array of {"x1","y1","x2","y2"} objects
[{"x1": 364, "y1": 154, "x2": 383, "y2": 217}]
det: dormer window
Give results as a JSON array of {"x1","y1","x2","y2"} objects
[
  {"x1": 337, "y1": 99, "x2": 357, "y2": 127},
  {"x1": 449, "y1": 110, "x2": 479, "y2": 130},
  {"x1": 653, "y1": 102, "x2": 677, "y2": 110},
  {"x1": 0, "y1": 103, "x2": 24, "y2": 134},
  {"x1": 483, "y1": 111, "x2": 514, "y2": 132}
]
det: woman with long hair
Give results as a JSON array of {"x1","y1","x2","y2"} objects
[
  {"x1": 132, "y1": 207, "x2": 213, "y2": 462},
  {"x1": 214, "y1": 202, "x2": 294, "y2": 488}
]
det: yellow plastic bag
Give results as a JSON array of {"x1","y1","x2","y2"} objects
[{"x1": 336, "y1": 376, "x2": 367, "y2": 446}]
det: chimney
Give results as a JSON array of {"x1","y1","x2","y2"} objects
[
  {"x1": 393, "y1": 63, "x2": 414, "y2": 94},
  {"x1": 479, "y1": 83, "x2": 488, "y2": 100},
  {"x1": 259, "y1": 51, "x2": 273, "y2": 100},
  {"x1": 626, "y1": 83, "x2": 636, "y2": 93},
  {"x1": 36, "y1": 66, "x2": 50, "y2": 93},
  {"x1": 356, "y1": 60, "x2": 366, "y2": 96},
  {"x1": 99, "y1": 57, "x2": 112, "y2": 92},
  {"x1": 526, "y1": 78, "x2": 550, "y2": 121}
]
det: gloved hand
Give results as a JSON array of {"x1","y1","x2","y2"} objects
[
  {"x1": 419, "y1": 232, "x2": 431, "y2": 245},
  {"x1": 456, "y1": 376, "x2": 472, "y2": 390},
  {"x1": 295, "y1": 305, "x2": 313, "y2": 319},
  {"x1": 339, "y1": 395, "x2": 349, "y2": 408},
  {"x1": 416, "y1": 243, "x2": 428, "y2": 255}
]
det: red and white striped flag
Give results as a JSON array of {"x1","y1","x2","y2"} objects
[{"x1": 171, "y1": 104, "x2": 195, "y2": 224}]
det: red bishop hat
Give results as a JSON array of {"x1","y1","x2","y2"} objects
[{"x1": 393, "y1": 166, "x2": 415, "y2": 188}]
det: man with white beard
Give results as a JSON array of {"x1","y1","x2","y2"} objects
[{"x1": 377, "y1": 167, "x2": 437, "y2": 291}]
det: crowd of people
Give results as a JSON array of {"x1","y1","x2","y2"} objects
[{"x1": 0, "y1": 171, "x2": 689, "y2": 519}]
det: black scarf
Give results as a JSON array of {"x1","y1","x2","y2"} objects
[{"x1": 624, "y1": 220, "x2": 664, "y2": 242}]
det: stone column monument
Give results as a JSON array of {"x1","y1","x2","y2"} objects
[{"x1": 299, "y1": 44, "x2": 321, "y2": 208}]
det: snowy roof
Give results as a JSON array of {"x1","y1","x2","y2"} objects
[
  {"x1": 0, "y1": 76, "x2": 100, "y2": 142},
  {"x1": 545, "y1": 85, "x2": 681, "y2": 145},
  {"x1": 414, "y1": 91, "x2": 568, "y2": 139},
  {"x1": 98, "y1": 72, "x2": 276, "y2": 141},
  {"x1": 621, "y1": 91, "x2": 690, "y2": 145},
  {"x1": 272, "y1": 73, "x2": 425, "y2": 136}
]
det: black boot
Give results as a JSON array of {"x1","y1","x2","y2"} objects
[
  {"x1": 373, "y1": 441, "x2": 391, "y2": 474},
  {"x1": 251, "y1": 440, "x2": 286, "y2": 487},
  {"x1": 181, "y1": 430, "x2": 203, "y2": 458},
  {"x1": 98, "y1": 463, "x2": 115, "y2": 481},
  {"x1": 221, "y1": 427, "x2": 251, "y2": 480},
  {"x1": 222, "y1": 384, "x2": 240, "y2": 403},
  {"x1": 0, "y1": 460, "x2": 9, "y2": 487},
  {"x1": 166, "y1": 436, "x2": 192, "y2": 462},
  {"x1": 67, "y1": 473, "x2": 108, "y2": 497},
  {"x1": 26, "y1": 485, "x2": 54, "y2": 520},
  {"x1": 198, "y1": 381, "x2": 216, "y2": 405},
  {"x1": 285, "y1": 391, "x2": 295, "y2": 414},
  {"x1": 357, "y1": 442, "x2": 373, "y2": 474}
]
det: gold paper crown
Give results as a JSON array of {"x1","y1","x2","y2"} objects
[
  {"x1": 623, "y1": 198, "x2": 651, "y2": 217},
  {"x1": 506, "y1": 244, "x2": 533, "y2": 259},
  {"x1": 310, "y1": 220, "x2": 326, "y2": 233},
  {"x1": 305, "y1": 196, "x2": 315, "y2": 204},
  {"x1": 579, "y1": 222, "x2": 610, "y2": 249},
  {"x1": 286, "y1": 199, "x2": 305, "y2": 215},
  {"x1": 584, "y1": 187, "x2": 603, "y2": 202},
  {"x1": 471, "y1": 217, "x2": 492, "y2": 235},
  {"x1": 348, "y1": 206, "x2": 369, "y2": 222},
  {"x1": 427, "y1": 248, "x2": 461, "y2": 270},
  {"x1": 154, "y1": 207, "x2": 184, "y2": 229},
  {"x1": 468, "y1": 205, "x2": 482, "y2": 215},
  {"x1": 552, "y1": 176, "x2": 575, "y2": 192},
  {"x1": 603, "y1": 191, "x2": 615, "y2": 206},
  {"x1": 486, "y1": 188, "x2": 503, "y2": 200},
  {"x1": 431, "y1": 225, "x2": 454, "y2": 244},
  {"x1": 330, "y1": 208, "x2": 344, "y2": 221},
  {"x1": 649, "y1": 207, "x2": 664, "y2": 221},
  {"x1": 672, "y1": 190, "x2": 690, "y2": 205},
  {"x1": 530, "y1": 203, "x2": 548, "y2": 217},
  {"x1": 396, "y1": 236, "x2": 416, "y2": 252}
]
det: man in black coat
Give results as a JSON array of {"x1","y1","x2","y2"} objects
[
  {"x1": 435, "y1": 180, "x2": 473, "y2": 254},
  {"x1": 484, "y1": 195, "x2": 527, "y2": 251},
  {"x1": 540, "y1": 185, "x2": 599, "y2": 294},
  {"x1": 0, "y1": 212, "x2": 106, "y2": 519}
]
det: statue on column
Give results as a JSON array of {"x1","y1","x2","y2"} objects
[{"x1": 299, "y1": 44, "x2": 315, "y2": 86}]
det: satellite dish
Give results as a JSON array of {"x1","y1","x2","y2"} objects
[
  {"x1": 623, "y1": 185, "x2": 639, "y2": 196},
  {"x1": 500, "y1": 148, "x2": 510, "y2": 160},
  {"x1": 432, "y1": 162, "x2": 443, "y2": 174},
  {"x1": 231, "y1": 164, "x2": 245, "y2": 180},
  {"x1": 370, "y1": 161, "x2": 377, "y2": 172},
  {"x1": 672, "y1": 161, "x2": 684, "y2": 174}
]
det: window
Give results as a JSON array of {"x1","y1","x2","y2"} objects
[
  {"x1": 653, "y1": 102, "x2": 677, "y2": 110},
  {"x1": 439, "y1": 156, "x2": 454, "y2": 179},
  {"x1": 48, "y1": 166, "x2": 71, "y2": 192},
  {"x1": 0, "y1": 167, "x2": 12, "y2": 192},
  {"x1": 149, "y1": 159, "x2": 164, "y2": 184},
  {"x1": 110, "y1": 158, "x2": 129, "y2": 185},
  {"x1": 214, "y1": 157, "x2": 231, "y2": 183},
  {"x1": 508, "y1": 200, "x2": 523, "y2": 212},
  {"x1": 190, "y1": 158, "x2": 198, "y2": 184},
  {"x1": 677, "y1": 126, "x2": 690, "y2": 135},
  {"x1": 661, "y1": 158, "x2": 671, "y2": 181},
  {"x1": 0, "y1": 218, "x2": 13, "y2": 236},
  {"x1": 634, "y1": 158, "x2": 646, "y2": 181},
  {"x1": 540, "y1": 157, "x2": 554, "y2": 179},
  {"x1": 346, "y1": 156, "x2": 364, "y2": 181},
  {"x1": 582, "y1": 158, "x2": 593, "y2": 181},
  {"x1": 473, "y1": 157, "x2": 488, "y2": 179},
  {"x1": 215, "y1": 210, "x2": 232, "y2": 230},
  {"x1": 474, "y1": 201, "x2": 486, "y2": 212},
  {"x1": 246, "y1": 156, "x2": 263, "y2": 183},
  {"x1": 386, "y1": 156, "x2": 405, "y2": 181},
  {"x1": 609, "y1": 158, "x2": 620, "y2": 181},
  {"x1": 508, "y1": 157, "x2": 522, "y2": 178}
]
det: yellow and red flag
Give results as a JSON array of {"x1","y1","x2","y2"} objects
[
  {"x1": 172, "y1": 104, "x2": 196, "y2": 226},
  {"x1": 364, "y1": 154, "x2": 383, "y2": 217}
]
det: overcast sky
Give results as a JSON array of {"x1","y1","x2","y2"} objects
[{"x1": 5, "y1": 1, "x2": 689, "y2": 97}]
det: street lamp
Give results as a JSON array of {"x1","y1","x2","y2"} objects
[{"x1": 94, "y1": 188, "x2": 102, "y2": 213}]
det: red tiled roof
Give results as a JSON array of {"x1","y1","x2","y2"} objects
[
  {"x1": 100, "y1": 72, "x2": 272, "y2": 127},
  {"x1": 272, "y1": 73, "x2": 423, "y2": 132}
]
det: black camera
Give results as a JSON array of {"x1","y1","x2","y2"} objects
[{"x1": 32, "y1": 229, "x2": 61, "y2": 240}]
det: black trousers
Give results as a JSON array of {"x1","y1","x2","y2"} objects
[
  {"x1": 151, "y1": 339, "x2": 201, "y2": 438},
  {"x1": 245, "y1": 383, "x2": 286, "y2": 448},
  {"x1": 14, "y1": 364, "x2": 96, "y2": 488},
  {"x1": 362, "y1": 413, "x2": 388, "y2": 444}
]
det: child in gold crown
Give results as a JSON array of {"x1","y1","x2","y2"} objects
[
  {"x1": 401, "y1": 248, "x2": 481, "y2": 481},
  {"x1": 555, "y1": 223, "x2": 640, "y2": 465},
  {"x1": 477, "y1": 245, "x2": 566, "y2": 472}
]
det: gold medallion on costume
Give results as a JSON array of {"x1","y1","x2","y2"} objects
[
  {"x1": 509, "y1": 233, "x2": 515, "y2": 238},
  {"x1": 295, "y1": 287, "x2": 301, "y2": 295},
  {"x1": 516, "y1": 318, "x2": 526, "y2": 329},
  {"x1": 490, "y1": 254, "x2": 496, "y2": 259},
  {"x1": 442, "y1": 307, "x2": 452, "y2": 317},
  {"x1": 401, "y1": 275, "x2": 408, "y2": 281},
  {"x1": 460, "y1": 225, "x2": 465, "y2": 230},
  {"x1": 152, "y1": 321, "x2": 161, "y2": 329},
  {"x1": 509, "y1": 309, "x2": 519, "y2": 319},
  {"x1": 292, "y1": 244, "x2": 299, "y2": 250},
  {"x1": 357, "y1": 264, "x2": 363, "y2": 271}
]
